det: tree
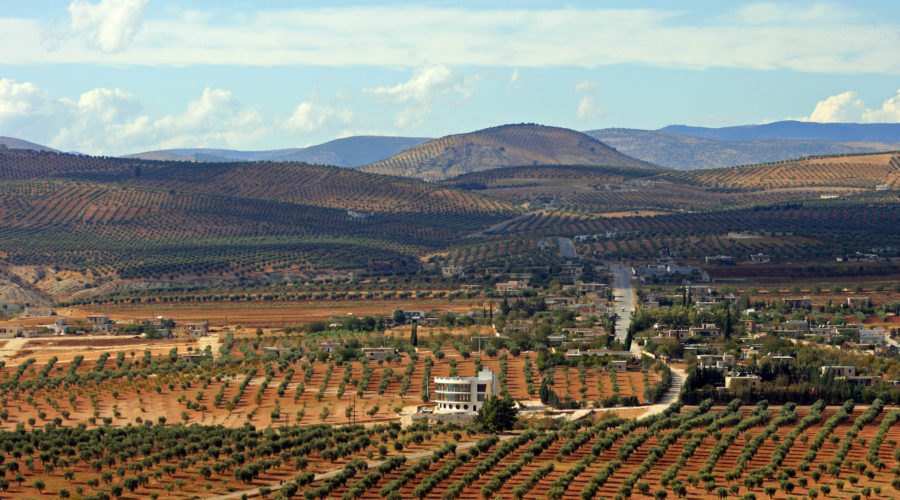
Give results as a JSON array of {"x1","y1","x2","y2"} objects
[
  {"x1": 410, "y1": 323, "x2": 418, "y2": 347},
  {"x1": 393, "y1": 309, "x2": 405, "y2": 325},
  {"x1": 33, "y1": 479, "x2": 45, "y2": 493},
  {"x1": 476, "y1": 395, "x2": 518, "y2": 432}
]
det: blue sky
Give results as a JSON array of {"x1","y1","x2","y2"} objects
[{"x1": 1, "y1": 1, "x2": 899, "y2": 155}]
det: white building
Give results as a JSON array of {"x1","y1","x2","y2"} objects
[
  {"x1": 859, "y1": 327, "x2": 887, "y2": 346},
  {"x1": 434, "y1": 369, "x2": 498, "y2": 413}
]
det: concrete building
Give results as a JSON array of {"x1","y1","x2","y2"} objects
[
  {"x1": 86, "y1": 314, "x2": 112, "y2": 333},
  {"x1": 821, "y1": 365, "x2": 856, "y2": 378},
  {"x1": 859, "y1": 327, "x2": 887, "y2": 346},
  {"x1": 434, "y1": 369, "x2": 498, "y2": 413},
  {"x1": 362, "y1": 347, "x2": 400, "y2": 361},
  {"x1": 725, "y1": 374, "x2": 761, "y2": 389}
]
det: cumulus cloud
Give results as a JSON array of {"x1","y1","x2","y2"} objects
[
  {"x1": 68, "y1": 0, "x2": 148, "y2": 52},
  {"x1": 574, "y1": 81, "x2": 605, "y2": 122},
  {"x1": 800, "y1": 90, "x2": 900, "y2": 123},
  {"x1": 0, "y1": 79, "x2": 266, "y2": 154},
  {"x1": 364, "y1": 65, "x2": 477, "y2": 128},
  {"x1": 283, "y1": 100, "x2": 353, "y2": 134}
]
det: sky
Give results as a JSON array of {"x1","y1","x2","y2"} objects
[{"x1": 1, "y1": 0, "x2": 899, "y2": 155}]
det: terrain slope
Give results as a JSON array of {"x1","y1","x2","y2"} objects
[{"x1": 361, "y1": 124, "x2": 654, "y2": 180}]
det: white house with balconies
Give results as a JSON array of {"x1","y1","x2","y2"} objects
[{"x1": 433, "y1": 369, "x2": 498, "y2": 413}]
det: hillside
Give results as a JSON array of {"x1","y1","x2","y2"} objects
[
  {"x1": 126, "y1": 135, "x2": 429, "y2": 167},
  {"x1": 0, "y1": 150, "x2": 520, "y2": 289},
  {"x1": 665, "y1": 151, "x2": 900, "y2": 192},
  {"x1": 661, "y1": 120, "x2": 900, "y2": 143},
  {"x1": 586, "y1": 128, "x2": 900, "y2": 170},
  {"x1": 360, "y1": 124, "x2": 654, "y2": 180},
  {"x1": 0, "y1": 136, "x2": 58, "y2": 152}
]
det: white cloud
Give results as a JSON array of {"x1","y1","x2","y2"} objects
[
  {"x1": 364, "y1": 65, "x2": 477, "y2": 128},
  {"x1": 283, "y1": 100, "x2": 353, "y2": 134},
  {"x1": 3, "y1": 5, "x2": 896, "y2": 74},
  {"x1": 68, "y1": 0, "x2": 148, "y2": 52},
  {"x1": 574, "y1": 81, "x2": 605, "y2": 122},
  {"x1": 799, "y1": 90, "x2": 900, "y2": 123},
  {"x1": 0, "y1": 79, "x2": 266, "y2": 154},
  {"x1": 862, "y1": 90, "x2": 900, "y2": 123}
]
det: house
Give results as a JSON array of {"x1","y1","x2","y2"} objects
[
  {"x1": 178, "y1": 353, "x2": 207, "y2": 362},
  {"x1": 859, "y1": 327, "x2": 887, "y2": 346},
  {"x1": 782, "y1": 320, "x2": 809, "y2": 331},
  {"x1": 769, "y1": 355, "x2": 795, "y2": 363},
  {"x1": 576, "y1": 281, "x2": 606, "y2": 294},
  {"x1": 496, "y1": 281, "x2": 526, "y2": 294},
  {"x1": 317, "y1": 340, "x2": 343, "y2": 353},
  {"x1": 86, "y1": 314, "x2": 112, "y2": 334},
  {"x1": 362, "y1": 347, "x2": 400, "y2": 361},
  {"x1": 657, "y1": 328, "x2": 691, "y2": 340},
  {"x1": 749, "y1": 253, "x2": 770, "y2": 263},
  {"x1": 441, "y1": 265, "x2": 466, "y2": 278},
  {"x1": 181, "y1": 321, "x2": 209, "y2": 337},
  {"x1": 689, "y1": 323, "x2": 721, "y2": 338},
  {"x1": 698, "y1": 354, "x2": 736, "y2": 366},
  {"x1": 704, "y1": 255, "x2": 734, "y2": 265},
  {"x1": 839, "y1": 375, "x2": 882, "y2": 386},
  {"x1": 434, "y1": 369, "x2": 498, "y2": 413},
  {"x1": 725, "y1": 374, "x2": 761, "y2": 389},
  {"x1": 261, "y1": 346, "x2": 294, "y2": 357},
  {"x1": 847, "y1": 297, "x2": 869, "y2": 308},
  {"x1": 0, "y1": 324, "x2": 23, "y2": 338},
  {"x1": 782, "y1": 297, "x2": 812, "y2": 308},
  {"x1": 609, "y1": 360, "x2": 627, "y2": 372},
  {"x1": 821, "y1": 365, "x2": 856, "y2": 378}
]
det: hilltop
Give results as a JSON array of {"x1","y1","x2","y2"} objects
[
  {"x1": 125, "y1": 135, "x2": 429, "y2": 167},
  {"x1": 360, "y1": 124, "x2": 654, "y2": 180},
  {"x1": 661, "y1": 120, "x2": 900, "y2": 143},
  {"x1": 586, "y1": 128, "x2": 900, "y2": 170},
  {"x1": 0, "y1": 136, "x2": 58, "y2": 153}
]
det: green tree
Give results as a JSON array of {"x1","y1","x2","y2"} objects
[{"x1": 476, "y1": 395, "x2": 518, "y2": 432}]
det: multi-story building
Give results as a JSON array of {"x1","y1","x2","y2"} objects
[{"x1": 433, "y1": 369, "x2": 498, "y2": 413}]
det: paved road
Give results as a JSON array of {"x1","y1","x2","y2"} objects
[
  {"x1": 607, "y1": 263, "x2": 636, "y2": 350},
  {"x1": 557, "y1": 237, "x2": 577, "y2": 259}
]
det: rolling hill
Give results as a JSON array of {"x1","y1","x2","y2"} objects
[
  {"x1": 586, "y1": 128, "x2": 900, "y2": 170},
  {"x1": 664, "y1": 151, "x2": 900, "y2": 192},
  {"x1": 0, "y1": 136, "x2": 58, "y2": 152},
  {"x1": 661, "y1": 120, "x2": 900, "y2": 143},
  {"x1": 0, "y1": 149, "x2": 521, "y2": 286},
  {"x1": 126, "y1": 135, "x2": 429, "y2": 167},
  {"x1": 360, "y1": 124, "x2": 654, "y2": 180}
]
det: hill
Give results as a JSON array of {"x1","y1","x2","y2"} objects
[
  {"x1": 664, "y1": 151, "x2": 900, "y2": 192},
  {"x1": 661, "y1": 120, "x2": 900, "y2": 143},
  {"x1": 586, "y1": 128, "x2": 900, "y2": 170},
  {"x1": 0, "y1": 149, "x2": 520, "y2": 287},
  {"x1": 360, "y1": 124, "x2": 654, "y2": 180},
  {"x1": 126, "y1": 135, "x2": 430, "y2": 167},
  {"x1": 0, "y1": 136, "x2": 58, "y2": 152}
]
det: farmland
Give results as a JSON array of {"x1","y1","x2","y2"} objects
[{"x1": 0, "y1": 398, "x2": 899, "y2": 499}]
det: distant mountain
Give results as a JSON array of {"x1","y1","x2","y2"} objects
[
  {"x1": 0, "y1": 137, "x2": 58, "y2": 153},
  {"x1": 586, "y1": 128, "x2": 900, "y2": 170},
  {"x1": 361, "y1": 124, "x2": 655, "y2": 180},
  {"x1": 125, "y1": 136, "x2": 430, "y2": 167},
  {"x1": 661, "y1": 121, "x2": 900, "y2": 143}
]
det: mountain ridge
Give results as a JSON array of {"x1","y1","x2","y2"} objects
[{"x1": 360, "y1": 123, "x2": 656, "y2": 180}]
